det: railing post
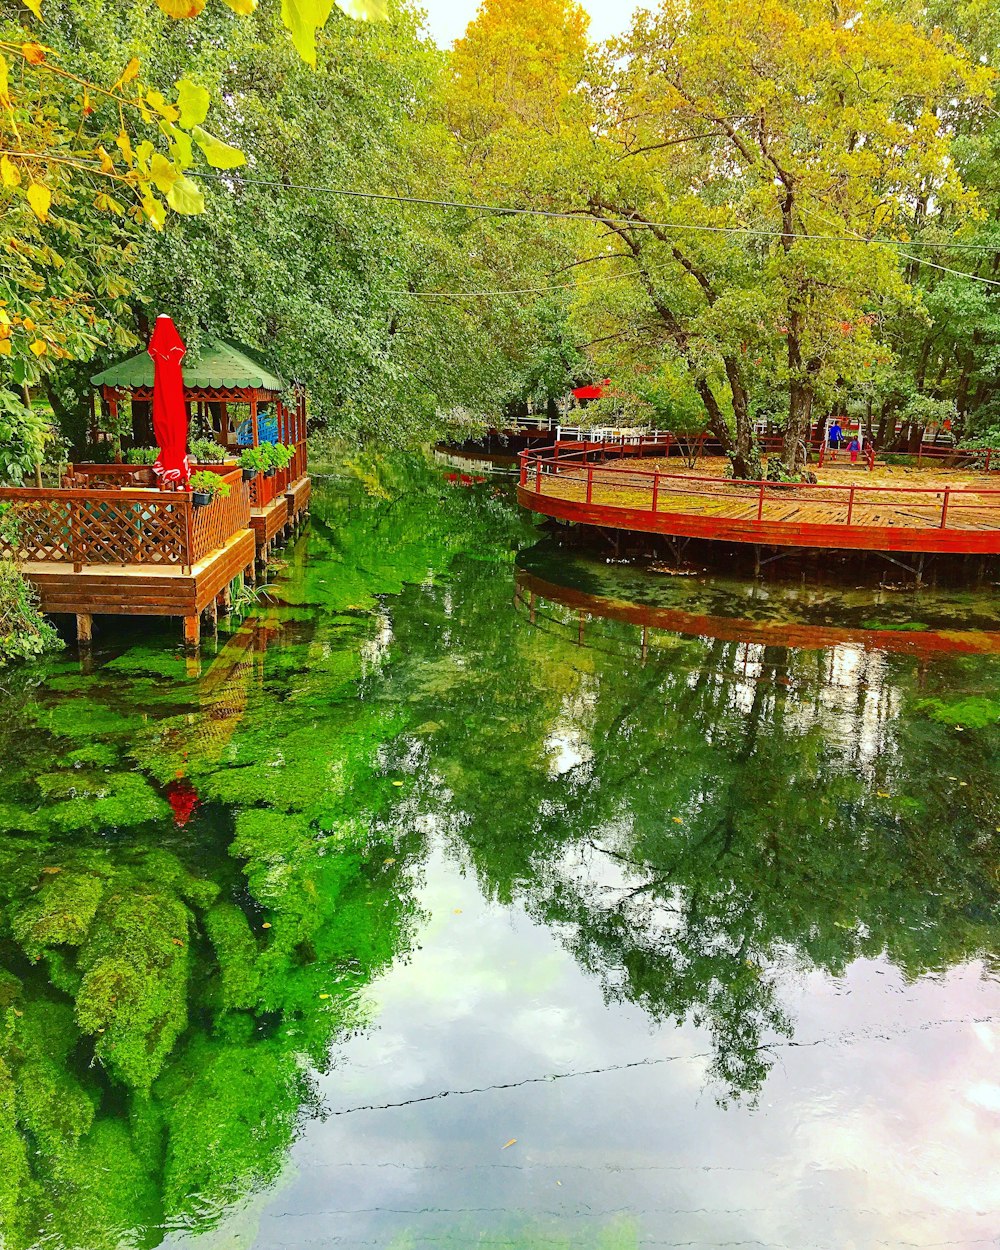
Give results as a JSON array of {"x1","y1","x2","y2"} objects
[
  {"x1": 987, "y1": 448, "x2": 992, "y2": 472},
  {"x1": 756, "y1": 482, "x2": 765, "y2": 523},
  {"x1": 183, "y1": 495, "x2": 193, "y2": 573},
  {"x1": 70, "y1": 497, "x2": 83, "y2": 572},
  {"x1": 586, "y1": 466, "x2": 593, "y2": 505},
  {"x1": 651, "y1": 472, "x2": 659, "y2": 514},
  {"x1": 535, "y1": 457, "x2": 542, "y2": 493},
  {"x1": 846, "y1": 486, "x2": 855, "y2": 527},
  {"x1": 940, "y1": 487, "x2": 950, "y2": 529}
]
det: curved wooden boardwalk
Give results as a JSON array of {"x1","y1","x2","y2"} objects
[{"x1": 518, "y1": 443, "x2": 1000, "y2": 555}]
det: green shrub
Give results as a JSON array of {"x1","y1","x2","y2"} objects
[
  {"x1": 125, "y1": 446, "x2": 158, "y2": 466},
  {"x1": 238, "y1": 446, "x2": 267, "y2": 474},
  {"x1": 0, "y1": 555, "x2": 62, "y2": 667},
  {"x1": 188, "y1": 438, "x2": 227, "y2": 464}
]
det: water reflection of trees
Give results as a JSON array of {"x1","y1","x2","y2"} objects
[{"x1": 381, "y1": 558, "x2": 1000, "y2": 1102}]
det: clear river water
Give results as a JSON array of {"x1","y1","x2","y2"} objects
[{"x1": 2, "y1": 456, "x2": 1000, "y2": 1250}]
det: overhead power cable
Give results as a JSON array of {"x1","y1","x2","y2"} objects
[{"x1": 192, "y1": 169, "x2": 1000, "y2": 256}]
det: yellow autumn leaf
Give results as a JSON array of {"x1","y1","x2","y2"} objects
[
  {"x1": 1, "y1": 155, "x2": 20, "y2": 189},
  {"x1": 0, "y1": 54, "x2": 9, "y2": 105},
  {"x1": 501, "y1": 1139, "x2": 517, "y2": 1150},
  {"x1": 21, "y1": 43, "x2": 48, "y2": 66},
  {"x1": 29, "y1": 339, "x2": 47, "y2": 357},
  {"x1": 140, "y1": 190, "x2": 166, "y2": 230},
  {"x1": 27, "y1": 182, "x2": 51, "y2": 221},
  {"x1": 94, "y1": 191, "x2": 125, "y2": 215},
  {"x1": 335, "y1": 0, "x2": 388, "y2": 17},
  {"x1": 145, "y1": 89, "x2": 180, "y2": 122},
  {"x1": 220, "y1": 0, "x2": 257, "y2": 12},
  {"x1": 0, "y1": 340, "x2": 10, "y2": 357},
  {"x1": 116, "y1": 126, "x2": 133, "y2": 164},
  {"x1": 280, "y1": 0, "x2": 336, "y2": 66},
  {"x1": 96, "y1": 145, "x2": 114, "y2": 173},
  {"x1": 166, "y1": 172, "x2": 205, "y2": 214},
  {"x1": 175, "y1": 79, "x2": 210, "y2": 129},
  {"x1": 22, "y1": 317, "x2": 35, "y2": 331},
  {"x1": 24, "y1": 0, "x2": 43, "y2": 16},
  {"x1": 155, "y1": 0, "x2": 207, "y2": 16},
  {"x1": 114, "y1": 57, "x2": 141, "y2": 89},
  {"x1": 191, "y1": 126, "x2": 245, "y2": 169},
  {"x1": 149, "y1": 152, "x2": 178, "y2": 195}
]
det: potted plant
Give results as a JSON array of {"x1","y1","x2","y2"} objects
[
  {"x1": 189, "y1": 470, "x2": 232, "y2": 508},
  {"x1": 238, "y1": 446, "x2": 267, "y2": 481},
  {"x1": 259, "y1": 443, "x2": 278, "y2": 478}
]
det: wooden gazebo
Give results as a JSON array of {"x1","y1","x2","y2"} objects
[{"x1": 89, "y1": 338, "x2": 307, "y2": 455}]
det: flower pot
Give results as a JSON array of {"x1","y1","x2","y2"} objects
[
  {"x1": 264, "y1": 467, "x2": 276, "y2": 478},
  {"x1": 192, "y1": 491, "x2": 212, "y2": 507},
  {"x1": 242, "y1": 468, "x2": 255, "y2": 482}
]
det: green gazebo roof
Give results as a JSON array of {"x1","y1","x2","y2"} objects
[{"x1": 91, "y1": 338, "x2": 284, "y2": 393}]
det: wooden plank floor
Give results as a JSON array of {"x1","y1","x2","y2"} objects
[{"x1": 22, "y1": 529, "x2": 256, "y2": 617}]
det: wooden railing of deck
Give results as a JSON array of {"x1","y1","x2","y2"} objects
[{"x1": 0, "y1": 468, "x2": 249, "y2": 573}]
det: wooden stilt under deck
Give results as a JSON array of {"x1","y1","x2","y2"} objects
[{"x1": 76, "y1": 614, "x2": 93, "y2": 645}]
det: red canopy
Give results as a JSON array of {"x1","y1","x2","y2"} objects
[
  {"x1": 572, "y1": 378, "x2": 611, "y2": 401},
  {"x1": 149, "y1": 315, "x2": 190, "y2": 487}
]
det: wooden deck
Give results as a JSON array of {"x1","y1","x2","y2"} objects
[
  {"x1": 23, "y1": 529, "x2": 256, "y2": 619},
  {"x1": 285, "y1": 473, "x2": 311, "y2": 520},
  {"x1": 250, "y1": 494, "x2": 289, "y2": 554},
  {"x1": 518, "y1": 445, "x2": 1000, "y2": 555}
]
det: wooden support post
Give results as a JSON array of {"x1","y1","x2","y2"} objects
[
  {"x1": 204, "y1": 600, "x2": 219, "y2": 634},
  {"x1": 76, "y1": 614, "x2": 93, "y2": 645},
  {"x1": 940, "y1": 487, "x2": 951, "y2": 529},
  {"x1": 218, "y1": 583, "x2": 233, "y2": 613},
  {"x1": 183, "y1": 615, "x2": 201, "y2": 649},
  {"x1": 251, "y1": 396, "x2": 259, "y2": 448}
]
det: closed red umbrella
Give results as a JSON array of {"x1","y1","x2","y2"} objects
[{"x1": 148, "y1": 315, "x2": 191, "y2": 487}]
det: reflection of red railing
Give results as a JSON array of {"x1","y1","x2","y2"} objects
[{"x1": 518, "y1": 441, "x2": 1000, "y2": 553}]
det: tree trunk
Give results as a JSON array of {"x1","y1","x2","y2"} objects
[
  {"x1": 783, "y1": 380, "x2": 813, "y2": 471},
  {"x1": 725, "y1": 358, "x2": 761, "y2": 479}
]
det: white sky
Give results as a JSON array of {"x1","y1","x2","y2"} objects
[{"x1": 419, "y1": 0, "x2": 640, "y2": 47}]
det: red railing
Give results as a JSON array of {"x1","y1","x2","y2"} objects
[{"x1": 518, "y1": 441, "x2": 1000, "y2": 541}]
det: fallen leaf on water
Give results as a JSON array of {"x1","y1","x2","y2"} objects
[
  {"x1": 877, "y1": 791, "x2": 891, "y2": 798},
  {"x1": 672, "y1": 817, "x2": 683, "y2": 824},
  {"x1": 392, "y1": 780, "x2": 404, "y2": 787},
  {"x1": 453, "y1": 909, "x2": 462, "y2": 914},
  {"x1": 262, "y1": 922, "x2": 271, "y2": 929},
  {"x1": 319, "y1": 993, "x2": 330, "y2": 1000},
  {"x1": 502, "y1": 1139, "x2": 517, "y2": 1150},
  {"x1": 384, "y1": 857, "x2": 397, "y2": 866}
]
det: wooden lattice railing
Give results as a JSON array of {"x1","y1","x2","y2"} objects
[
  {"x1": 190, "y1": 469, "x2": 250, "y2": 564},
  {"x1": 0, "y1": 468, "x2": 249, "y2": 573}
]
